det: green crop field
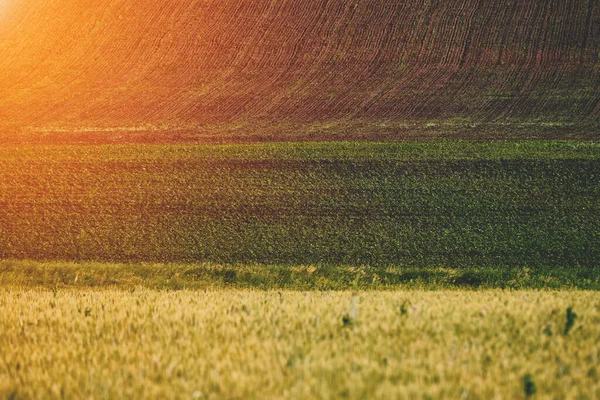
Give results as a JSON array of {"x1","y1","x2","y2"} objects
[{"x1": 1, "y1": 141, "x2": 598, "y2": 271}]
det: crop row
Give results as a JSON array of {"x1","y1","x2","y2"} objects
[{"x1": 0, "y1": 0, "x2": 598, "y2": 135}]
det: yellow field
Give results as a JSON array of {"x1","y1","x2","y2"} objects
[{"x1": 1, "y1": 289, "x2": 598, "y2": 399}]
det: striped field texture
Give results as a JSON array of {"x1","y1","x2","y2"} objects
[{"x1": 0, "y1": 0, "x2": 599, "y2": 141}]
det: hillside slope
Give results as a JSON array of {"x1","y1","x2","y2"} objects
[{"x1": 0, "y1": 0, "x2": 599, "y2": 141}]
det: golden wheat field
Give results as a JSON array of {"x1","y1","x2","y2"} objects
[{"x1": 0, "y1": 289, "x2": 598, "y2": 399}]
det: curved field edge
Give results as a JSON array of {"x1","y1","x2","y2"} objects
[
  {"x1": 1, "y1": 290, "x2": 598, "y2": 399},
  {"x1": 1, "y1": 260, "x2": 599, "y2": 290}
]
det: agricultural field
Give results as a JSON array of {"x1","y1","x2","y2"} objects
[
  {"x1": 0, "y1": 139, "x2": 598, "y2": 398},
  {"x1": 1, "y1": 0, "x2": 599, "y2": 397},
  {"x1": 0, "y1": 139, "x2": 598, "y2": 397},
  {"x1": 0, "y1": 289, "x2": 598, "y2": 399},
  {"x1": 0, "y1": 141, "x2": 598, "y2": 271},
  {"x1": 0, "y1": 0, "x2": 599, "y2": 138}
]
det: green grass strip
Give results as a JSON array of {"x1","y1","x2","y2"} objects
[{"x1": 1, "y1": 260, "x2": 598, "y2": 291}]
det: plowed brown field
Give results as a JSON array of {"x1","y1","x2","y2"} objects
[{"x1": 0, "y1": 0, "x2": 599, "y2": 142}]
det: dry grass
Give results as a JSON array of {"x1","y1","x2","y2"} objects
[{"x1": 1, "y1": 289, "x2": 598, "y2": 399}]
